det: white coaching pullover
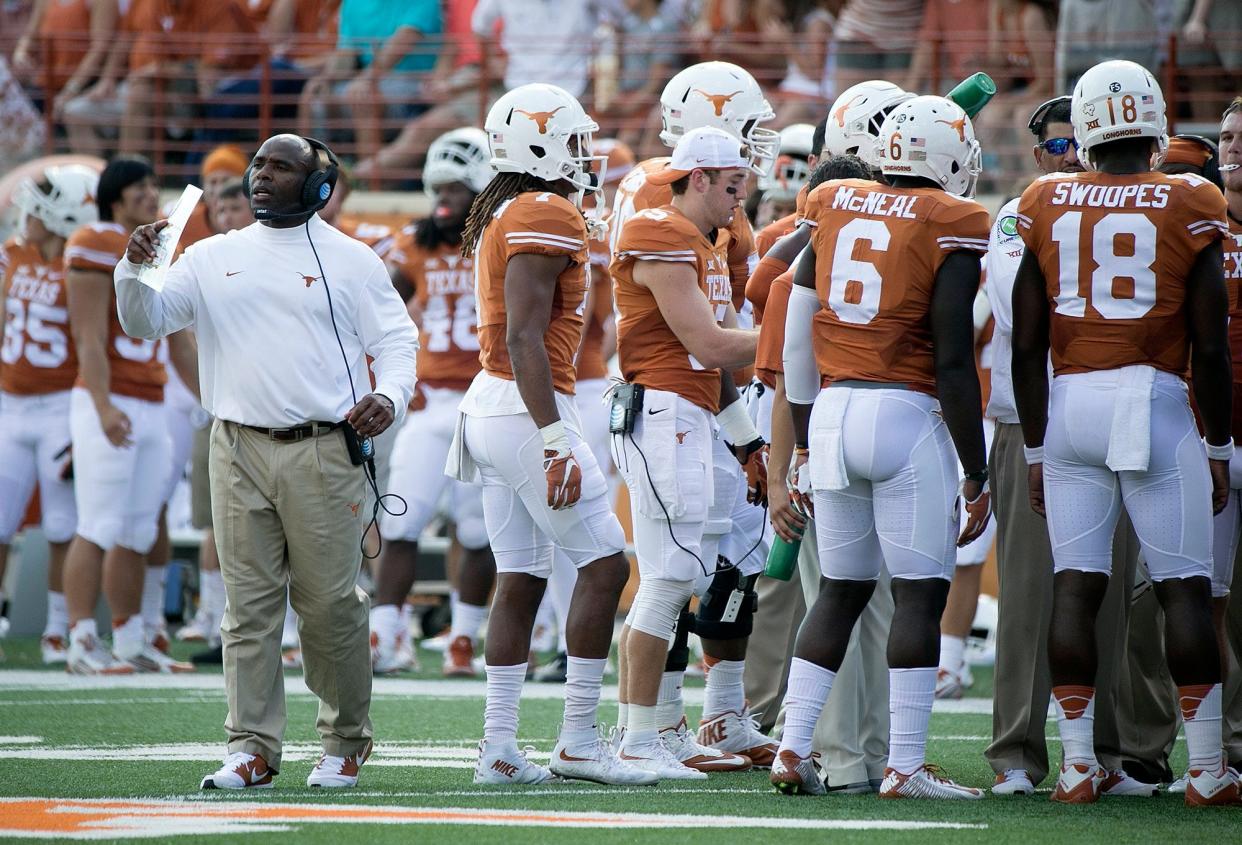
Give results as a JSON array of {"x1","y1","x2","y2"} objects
[{"x1": 115, "y1": 215, "x2": 418, "y2": 428}]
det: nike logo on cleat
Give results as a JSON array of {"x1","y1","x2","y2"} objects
[
  {"x1": 558, "y1": 749, "x2": 593, "y2": 764},
  {"x1": 491, "y1": 760, "x2": 519, "y2": 778}
]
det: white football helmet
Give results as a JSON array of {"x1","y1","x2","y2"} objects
[
  {"x1": 1071, "y1": 59, "x2": 1168, "y2": 168},
  {"x1": 759, "y1": 124, "x2": 816, "y2": 200},
  {"x1": 14, "y1": 163, "x2": 99, "y2": 239},
  {"x1": 423, "y1": 127, "x2": 493, "y2": 197},
  {"x1": 823, "y1": 80, "x2": 916, "y2": 168},
  {"x1": 485, "y1": 84, "x2": 605, "y2": 195},
  {"x1": 659, "y1": 61, "x2": 779, "y2": 173},
  {"x1": 877, "y1": 96, "x2": 982, "y2": 197}
]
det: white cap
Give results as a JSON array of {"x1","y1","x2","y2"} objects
[{"x1": 647, "y1": 126, "x2": 753, "y2": 185}]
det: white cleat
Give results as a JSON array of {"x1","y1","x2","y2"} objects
[
  {"x1": 473, "y1": 740, "x2": 556, "y2": 785},
  {"x1": 1185, "y1": 766, "x2": 1242, "y2": 807},
  {"x1": 40, "y1": 634, "x2": 68, "y2": 665},
  {"x1": 992, "y1": 768, "x2": 1035, "y2": 796},
  {"x1": 550, "y1": 728, "x2": 659, "y2": 785},
  {"x1": 880, "y1": 764, "x2": 984, "y2": 800},
  {"x1": 1167, "y1": 771, "x2": 1189, "y2": 793},
  {"x1": 619, "y1": 738, "x2": 708, "y2": 781},
  {"x1": 176, "y1": 614, "x2": 211, "y2": 643},
  {"x1": 66, "y1": 635, "x2": 134, "y2": 676},
  {"x1": 697, "y1": 708, "x2": 777, "y2": 769},
  {"x1": 771, "y1": 749, "x2": 826, "y2": 796},
  {"x1": 1050, "y1": 762, "x2": 1106, "y2": 804},
  {"x1": 200, "y1": 752, "x2": 275, "y2": 789},
  {"x1": 307, "y1": 740, "x2": 372, "y2": 788},
  {"x1": 934, "y1": 667, "x2": 963, "y2": 700},
  {"x1": 1101, "y1": 769, "x2": 1158, "y2": 797},
  {"x1": 371, "y1": 629, "x2": 418, "y2": 675},
  {"x1": 117, "y1": 641, "x2": 195, "y2": 673},
  {"x1": 662, "y1": 718, "x2": 750, "y2": 772}
]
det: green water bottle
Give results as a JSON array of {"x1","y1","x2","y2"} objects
[
  {"x1": 765, "y1": 524, "x2": 804, "y2": 581},
  {"x1": 946, "y1": 72, "x2": 997, "y2": 118}
]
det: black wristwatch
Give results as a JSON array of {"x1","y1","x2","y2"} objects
[{"x1": 964, "y1": 467, "x2": 989, "y2": 484}]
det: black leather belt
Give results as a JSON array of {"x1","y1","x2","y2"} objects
[{"x1": 241, "y1": 421, "x2": 343, "y2": 442}]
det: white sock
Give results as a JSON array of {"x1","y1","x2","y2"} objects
[
  {"x1": 370, "y1": 603, "x2": 402, "y2": 642},
  {"x1": 141, "y1": 565, "x2": 166, "y2": 634},
  {"x1": 1180, "y1": 683, "x2": 1224, "y2": 772},
  {"x1": 1053, "y1": 685, "x2": 1097, "y2": 767},
  {"x1": 623, "y1": 703, "x2": 659, "y2": 749},
  {"x1": 112, "y1": 614, "x2": 145, "y2": 653},
  {"x1": 45, "y1": 592, "x2": 69, "y2": 638},
  {"x1": 483, "y1": 662, "x2": 527, "y2": 745},
  {"x1": 780, "y1": 657, "x2": 835, "y2": 758},
  {"x1": 562, "y1": 656, "x2": 607, "y2": 733},
  {"x1": 887, "y1": 667, "x2": 937, "y2": 774},
  {"x1": 200, "y1": 570, "x2": 226, "y2": 632},
  {"x1": 703, "y1": 658, "x2": 746, "y2": 718},
  {"x1": 450, "y1": 601, "x2": 489, "y2": 644},
  {"x1": 70, "y1": 617, "x2": 98, "y2": 644},
  {"x1": 655, "y1": 670, "x2": 685, "y2": 730},
  {"x1": 400, "y1": 602, "x2": 413, "y2": 636},
  {"x1": 617, "y1": 701, "x2": 629, "y2": 731},
  {"x1": 281, "y1": 599, "x2": 298, "y2": 647},
  {"x1": 938, "y1": 634, "x2": 966, "y2": 675}
]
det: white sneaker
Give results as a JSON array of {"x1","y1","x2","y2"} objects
[
  {"x1": 992, "y1": 768, "x2": 1035, "y2": 796},
  {"x1": 771, "y1": 749, "x2": 826, "y2": 796},
  {"x1": 1101, "y1": 769, "x2": 1157, "y2": 797},
  {"x1": 371, "y1": 628, "x2": 417, "y2": 674},
  {"x1": 307, "y1": 740, "x2": 372, "y2": 788},
  {"x1": 1168, "y1": 771, "x2": 1189, "y2": 793},
  {"x1": 934, "y1": 667, "x2": 963, "y2": 700},
  {"x1": 200, "y1": 751, "x2": 275, "y2": 789},
  {"x1": 117, "y1": 640, "x2": 195, "y2": 673},
  {"x1": 176, "y1": 612, "x2": 211, "y2": 643},
  {"x1": 662, "y1": 718, "x2": 750, "y2": 772},
  {"x1": 550, "y1": 728, "x2": 659, "y2": 785},
  {"x1": 880, "y1": 764, "x2": 984, "y2": 799},
  {"x1": 697, "y1": 708, "x2": 777, "y2": 768},
  {"x1": 40, "y1": 634, "x2": 68, "y2": 665},
  {"x1": 422, "y1": 631, "x2": 451, "y2": 653},
  {"x1": 1185, "y1": 766, "x2": 1242, "y2": 807},
  {"x1": 1050, "y1": 762, "x2": 1106, "y2": 804},
  {"x1": 67, "y1": 635, "x2": 134, "y2": 675},
  {"x1": 619, "y1": 737, "x2": 707, "y2": 781},
  {"x1": 474, "y1": 740, "x2": 556, "y2": 785}
]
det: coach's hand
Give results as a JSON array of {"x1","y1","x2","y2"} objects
[
  {"x1": 126, "y1": 220, "x2": 169, "y2": 265},
  {"x1": 348, "y1": 393, "x2": 395, "y2": 437}
]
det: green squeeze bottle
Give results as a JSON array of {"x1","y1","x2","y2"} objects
[
  {"x1": 764, "y1": 515, "x2": 805, "y2": 581},
  {"x1": 946, "y1": 72, "x2": 997, "y2": 118}
]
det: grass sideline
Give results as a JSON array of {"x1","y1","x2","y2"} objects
[{"x1": 0, "y1": 637, "x2": 1235, "y2": 843}]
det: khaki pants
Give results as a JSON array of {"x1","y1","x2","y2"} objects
[
  {"x1": 985, "y1": 422, "x2": 1140, "y2": 785},
  {"x1": 211, "y1": 420, "x2": 372, "y2": 770},
  {"x1": 1115, "y1": 564, "x2": 1178, "y2": 783}
]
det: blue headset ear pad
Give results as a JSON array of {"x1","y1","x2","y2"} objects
[{"x1": 319, "y1": 182, "x2": 332, "y2": 201}]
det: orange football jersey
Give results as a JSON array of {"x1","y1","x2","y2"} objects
[
  {"x1": 389, "y1": 228, "x2": 481, "y2": 392},
  {"x1": 1017, "y1": 171, "x2": 1228, "y2": 377},
  {"x1": 474, "y1": 191, "x2": 589, "y2": 395},
  {"x1": 803, "y1": 179, "x2": 990, "y2": 395},
  {"x1": 1, "y1": 238, "x2": 77, "y2": 395},
  {"x1": 1224, "y1": 215, "x2": 1242, "y2": 442},
  {"x1": 612, "y1": 204, "x2": 733, "y2": 412},
  {"x1": 577, "y1": 263, "x2": 613, "y2": 383},
  {"x1": 337, "y1": 217, "x2": 396, "y2": 259},
  {"x1": 611, "y1": 157, "x2": 755, "y2": 306},
  {"x1": 64, "y1": 222, "x2": 166, "y2": 402},
  {"x1": 753, "y1": 268, "x2": 793, "y2": 389},
  {"x1": 746, "y1": 253, "x2": 790, "y2": 327}
]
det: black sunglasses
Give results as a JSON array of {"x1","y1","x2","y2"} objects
[{"x1": 1037, "y1": 137, "x2": 1078, "y2": 155}]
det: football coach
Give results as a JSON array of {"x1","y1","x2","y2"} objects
[{"x1": 114, "y1": 134, "x2": 418, "y2": 790}]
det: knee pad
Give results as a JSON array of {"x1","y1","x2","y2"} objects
[
  {"x1": 455, "y1": 515, "x2": 490, "y2": 551},
  {"x1": 628, "y1": 578, "x2": 695, "y2": 640},
  {"x1": 118, "y1": 518, "x2": 160, "y2": 556},
  {"x1": 42, "y1": 510, "x2": 77, "y2": 545},
  {"x1": 694, "y1": 564, "x2": 759, "y2": 640},
  {"x1": 664, "y1": 603, "x2": 694, "y2": 672}
]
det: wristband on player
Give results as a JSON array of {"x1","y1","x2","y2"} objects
[
  {"x1": 1206, "y1": 440, "x2": 1235, "y2": 462},
  {"x1": 716, "y1": 399, "x2": 761, "y2": 446},
  {"x1": 1023, "y1": 445, "x2": 1044, "y2": 465},
  {"x1": 539, "y1": 420, "x2": 571, "y2": 455}
]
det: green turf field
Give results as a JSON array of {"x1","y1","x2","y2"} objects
[{"x1": 0, "y1": 637, "x2": 1234, "y2": 843}]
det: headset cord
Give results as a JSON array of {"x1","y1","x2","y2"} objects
[{"x1": 305, "y1": 222, "x2": 408, "y2": 560}]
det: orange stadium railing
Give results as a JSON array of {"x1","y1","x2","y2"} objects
[{"x1": 3, "y1": 29, "x2": 1240, "y2": 195}]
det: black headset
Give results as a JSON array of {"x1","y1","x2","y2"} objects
[{"x1": 242, "y1": 136, "x2": 340, "y2": 217}]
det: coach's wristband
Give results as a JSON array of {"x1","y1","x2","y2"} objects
[
  {"x1": 1023, "y1": 445, "x2": 1044, "y2": 465},
  {"x1": 1206, "y1": 440, "x2": 1235, "y2": 462},
  {"x1": 539, "y1": 420, "x2": 571, "y2": 455},
  {"x1": 717, "y1": 399, "x2": 761, "y2": 446}
]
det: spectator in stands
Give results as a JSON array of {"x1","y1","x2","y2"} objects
[
  {"x1": 211, "y1": 181, "x2": 255, "y2": 234},
  {"x1": 61, "y1": 0, "x2": 260, "y2": 157},
  {"x1": 298, "y1": 1, "x2": 442, "y2": 163},
  {"x1": 1055, "y1": 0, "x2": 1163, "y2": 92},
  {"x1": 690, "y1": 0, "x2": 784, "y2": 84},
  {"x1": 0, "y1": 58, "x2": 45, "y2": 171},
  {"x1": 903, "y1": 0, "x2": 991, "y2": 94},
  {"x1": 11, "y1": 0, "x2": 118, "y2": 118},
  {"x1": 830, "y1": 0, "x2": 924, "y2": 97},
  {"x1": 181, "y1": 144, "x2": 250, "y2": 248},
  {"x1": 1177, "y1": 1, "x2": 1242, "y2": 120},
  {"x1": 756, "y1": 0, "x2": 837, "y2": 126}
]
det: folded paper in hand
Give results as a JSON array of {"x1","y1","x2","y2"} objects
[{"x1": 137, "y1": 184, "x2": 202, "y2": 292}]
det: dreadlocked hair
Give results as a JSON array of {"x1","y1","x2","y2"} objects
[{"x1": 461, "y1": 172, "x2": 567, "y2": 258}]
